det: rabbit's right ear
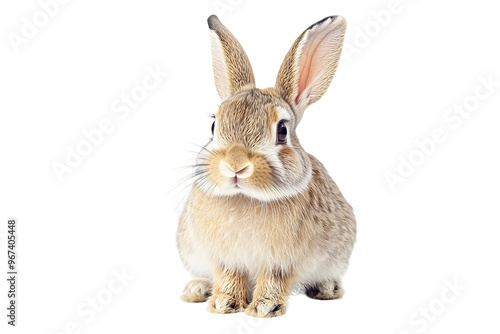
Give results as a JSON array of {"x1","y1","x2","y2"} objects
[
  {"x1": 208, "y1": 15, "x2": 255, "y2": 101},
  {"x1": 276, "y1": 16, "x2": 346, "y2": 121}
]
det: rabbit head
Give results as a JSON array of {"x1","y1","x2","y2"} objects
[{"x1": 196, "y1": 15, "x2": 346, "y2": 201}]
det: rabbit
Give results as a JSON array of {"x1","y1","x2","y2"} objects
[{"x1": 176, "y1": 14, "x2": 356, "y2": 318}]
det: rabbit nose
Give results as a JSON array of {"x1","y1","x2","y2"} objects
[{"x1": 219, "y1": 160, "x2": 254, "y2": 179}]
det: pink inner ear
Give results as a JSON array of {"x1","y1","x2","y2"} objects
[{"x1": 296, "y1": 28, "x2": 334, "y2": 105}]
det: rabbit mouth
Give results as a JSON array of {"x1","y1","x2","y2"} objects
[
  {"x1": 228, "y1": 177, "x2": 246, "y2": 191},
  {"x1": 232, "y1": 178, "x2": 241, "y2": 189}
]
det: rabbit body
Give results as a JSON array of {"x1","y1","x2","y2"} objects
[{"x1": 178, "y1": 153, "x2": 356, "y2": 287}]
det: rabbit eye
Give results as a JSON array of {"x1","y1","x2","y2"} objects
[
  {"x1": 211, "y1": 121, "x2": 215, "y2": 136},
  {"x1": 276, "y1": 121, "x2": 287, "y2": 144}
]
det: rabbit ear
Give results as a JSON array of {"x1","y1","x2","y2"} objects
[
  {"x1": 208, "y1": 15, "x2": 255, "y2": 101},
  {"x1": 276, "y1": 16, "x2": 346, "y2": 119}
]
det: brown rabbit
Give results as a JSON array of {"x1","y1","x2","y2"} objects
[{"x1": 176, "y1": 15, "x2": 356, "y2": 318}]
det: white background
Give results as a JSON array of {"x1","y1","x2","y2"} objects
[{"x1": 1, "y1": 0, "x2": 499, "y2": 333}]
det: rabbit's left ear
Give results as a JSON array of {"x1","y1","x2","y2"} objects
[
  {"x1": 276, "y1": 16, "x2": 346, "y2": 120},
  {"x1": 208, "y1": 15, "x2": 255, "y2": 101}
]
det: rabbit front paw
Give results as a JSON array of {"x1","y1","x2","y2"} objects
[
  {"x1": 207, "y1": 294, "x2": 247, "y2": 314},
  {"x1": 245, "y1": 298, "x2": 286, "y2": 318}
]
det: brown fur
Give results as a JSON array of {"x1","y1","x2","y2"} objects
[{"x1": 177, "y1": 15, "x2": 355, "y2": 318}]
